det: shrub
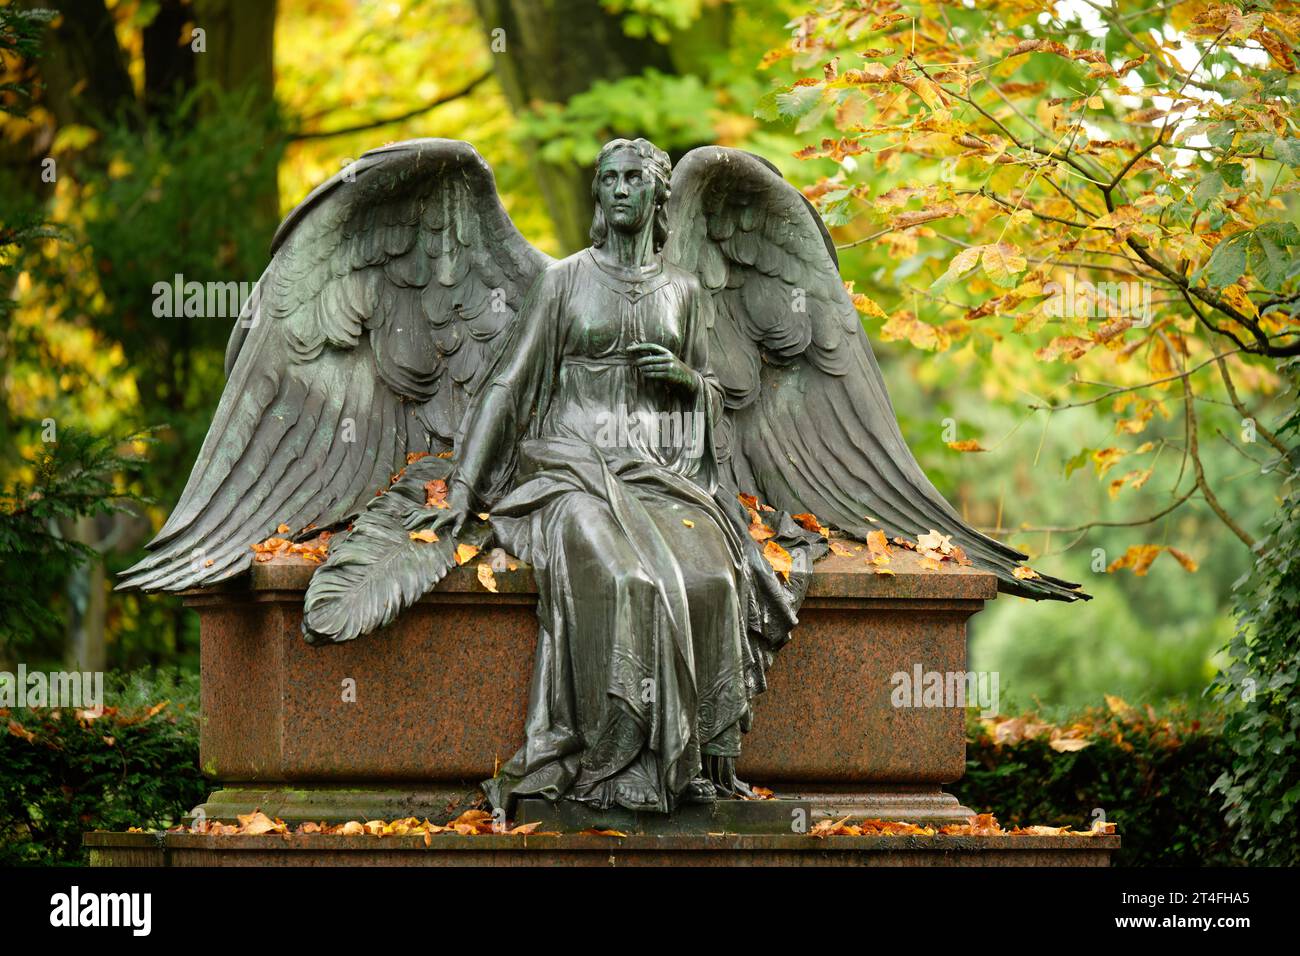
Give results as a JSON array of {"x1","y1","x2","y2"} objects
[
  {"x1": 0, "y1": 670, "x2": 204, "y2": 866},
  {"x1": 956, "y1": 704, "x2": 1239, "y2": 867},
  {"x1": 1211, "y1": 372, "x2": 1300, "y2": 867}
]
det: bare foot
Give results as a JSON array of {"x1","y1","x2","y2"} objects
[
  {"x1": 614, "y1": 782, "x2": 658, "y2": 811},
  {"x1": 683, "y1": 777, "x2": 717, "y2": 804}
]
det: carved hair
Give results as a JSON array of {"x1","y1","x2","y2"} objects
[{"x1": 589, "y1": 138, "x2": 672, "y2": 252}]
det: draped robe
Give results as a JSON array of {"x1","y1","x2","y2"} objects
[{"x1": 455, "y1": 250, "x2": 803, "y2": 813}]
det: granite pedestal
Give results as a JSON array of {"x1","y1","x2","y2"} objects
[{"x1": 184, "y1": 548, "x2": 992, "y2": 829}]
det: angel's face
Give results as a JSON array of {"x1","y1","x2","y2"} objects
[{"x1": 596, "y1": 153, "x2": 657, "y2": 234}]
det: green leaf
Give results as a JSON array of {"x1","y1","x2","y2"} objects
[
  {"x1": 1192, "y1": 171, "x2": 1225, "y2": 211},
  {"x1": 1202, "y1": 233, "x2": 1248, "y2": 288},
  {"x1": 1273, "y1": 136, "x2": 1300, "y2": 166},
  {"x1": 774, "y1": 84, "x2": 824, "y2": 121}
]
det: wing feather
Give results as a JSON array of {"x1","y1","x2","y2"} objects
[
  {"x1": 120, "y1": 139, "x2": 551, "y2": 593},
  {"x1": 667, "y1": 146, "x2": 1086, "y2": 601}
]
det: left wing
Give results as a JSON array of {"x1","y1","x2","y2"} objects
[{"x1": 666, "y1": 146, "x2": 1086, "y2": 601}]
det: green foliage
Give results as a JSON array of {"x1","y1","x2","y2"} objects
[
  {"x1": 602, "y1": 0, "x2": 705, "y2": 42},
  {"x1": 0, "y1": 670, "x2": 204, "y2": 866},
  {"x1": 0, "y1": 6, "x2": 54, "y2": 119},
  {"x1": 958, "y1": 705, "x2": 1239, "y2": 867},
  {"x1": 0, "y1": 429, "x2": 151, "y2": 656},
  {"x1": 516, "y1": 69, "x2": 717, "y2": 166},
  {"x1": 1211, "y1": 363, "x2": 1300, "y2": 866}
]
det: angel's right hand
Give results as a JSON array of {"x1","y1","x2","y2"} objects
[{"x1": 427, "y1": 504, "x2": 470, "y2": 540}]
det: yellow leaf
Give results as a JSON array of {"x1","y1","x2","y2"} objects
[
  {"x1": 917, "y1": 529, "x2": 953, "y2": 554},
  {"x1": 1104, "y1": 694, "x2": 1133, "y2": 715},
  {"x1": 476, "y1": 562, "x2": 498, "y2": 593},
  {"x1": 981, "y1": 242, "x2": 1027, "y2": 286},
  {"x1": 947, "y1": 439, "x2": 987, "y2": 452},
  {"x1": 762, "y1": 540, "x2": 793, "y2": 581},
  {"x1": 1091, "y1": 447, "x2": 1126, "y2": 476},
  {"x1": 455, "y1": 543, "x2": 480, "y2": 565},
  {"x1": 1221, "y1": 284, "x2": 1259, "y2": 319},
  {"x1": 409, "y1": 529, "x2": 440, "y2": 543},
  {"x1": 1106, "y1": 544, "x2": 1163, "y2": 576}
]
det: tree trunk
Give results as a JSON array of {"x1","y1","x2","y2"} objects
[
  {"x1": 191, "y1": 0, "x2": 280, "y2": 222},
  {"x1": 472, "y1": 0, "x2": 677, "y2": 252}
]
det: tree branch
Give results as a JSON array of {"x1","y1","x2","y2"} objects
[{"x1": 288, "y1": 73, "x2": 491, "y2": 142}]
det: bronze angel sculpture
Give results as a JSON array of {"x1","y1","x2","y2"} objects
[{"x1": 121, "y1": 137, "x2": 1084, "y2": 813}]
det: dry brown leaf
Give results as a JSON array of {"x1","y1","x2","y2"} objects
[
  {"x1": 236, "y1": 811, "x2": 286, "y2": 836},
  {"x1": 916, "y1": 529, "x2": 953, "y2": 554},
  {"x1": 866, "y1": 529, "x2": 891, "y2": 558},
  {"x1": 424, "y1": 479, "x2": 451, "y2": 510},
  {"x1": 791, "y1": 512, "x2": 823, "y2": 534},
  {"x1": 762, "y1": 540, "x2": 793, "y2": 581}
]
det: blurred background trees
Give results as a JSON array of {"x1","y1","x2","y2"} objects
[{"x1": 1, "y1": 0, "x2": 1295, "y2": 741}]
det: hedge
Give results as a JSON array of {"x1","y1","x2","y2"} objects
[
  {"x1": 955, "y1": 703, "x2": 1239, "y2": 867},
  {"x1": 1, "y1": 698, "x2": 206, "y2": 866},
  {"x1": 2, "y1": 687, "x2": 1236, "y2": 866}
]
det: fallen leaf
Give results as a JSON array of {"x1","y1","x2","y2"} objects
[
  {"x1": 455, "y1": 543, "x2": 480, "y2": 565},
  {"x1": 424, "y1": 479, "x2": 451, "y2": 510},
  {"x1": 409, "y1": 529, "x2": 440, "y2": 543},
  {"x1": 476, "y1": 562, "x2": 498, "y2": 593},
  {"x1": 236, "y1": 811, "x2": 286, "y2": 836},
  {"x1": 916, "y1": 529, "x2": 953, "y2": 554},
  {"x1": 791, "y1": 512, "x2": 823, "y2": 533},
  {"x1": 762, "y1": 540, "x2": 793, "y2": 581}
]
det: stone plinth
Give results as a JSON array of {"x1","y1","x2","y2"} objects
[
  {"x1": 187, "y1": 549, "x2": 996, "y2": 827},
  {"x1": 85, "y1": 831, "x2": 1118, "y2": 867}
]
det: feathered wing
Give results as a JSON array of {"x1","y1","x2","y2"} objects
[
  {"x1": 119, "y1": 139, "x2": 551, "y2": 593},
  {"x1": 666, "y1": 147, "x2": 1086, "y2": 601}
]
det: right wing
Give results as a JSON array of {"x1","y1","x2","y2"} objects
[{"x1": 119, "y1": 139, "x2": 551, "y2": 592}]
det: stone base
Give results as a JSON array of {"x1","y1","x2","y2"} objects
[
  {"x1": 85, "y1": 831, "x2": 1117, "y2": 867},
  {"x1": 516, "y1": 786, "x2": 974, "y2": 835},
  {"x1": 190, "y1": 784, "x2": 485, "y2": 826},
  {"x1": 188, "y1": 783, "x2": 973, "y2": 831}
]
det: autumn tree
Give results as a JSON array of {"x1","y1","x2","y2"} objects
[{"x1": 764, "y1": 0, "x2": 1298, "y2": 863}]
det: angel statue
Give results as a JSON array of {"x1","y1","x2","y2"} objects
[{"x1": 121, "y1": 136, "x2": 1085, "y2": 814}]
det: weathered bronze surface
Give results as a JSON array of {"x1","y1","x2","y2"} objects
[{"x1": 122, "y1": 137, "x2": 1085, "y2": 816}]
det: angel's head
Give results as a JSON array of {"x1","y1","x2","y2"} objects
[{"x1": 590, "y1": 138, "x2": 671, "y2": 252}]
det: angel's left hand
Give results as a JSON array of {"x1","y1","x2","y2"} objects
[{"x1": 628, "y1": 343, "x2": 698, "y2": 394}]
